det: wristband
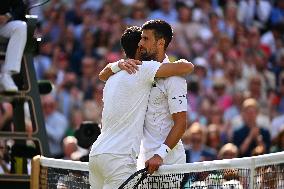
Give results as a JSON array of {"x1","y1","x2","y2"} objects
[
  {"x1": 110, "y1": 61, "x2": 121, "y2": 73},
  {"x1": 154, "y1": 144, "x2": 171, "y2": 159}
]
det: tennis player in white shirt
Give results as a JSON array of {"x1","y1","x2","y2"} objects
[
  {"x1": 137, "y1": 20, "x2": 188, "y2": 174},
  {"x1": 89, "y1": 26, "x2": 194, "y2": 189}
]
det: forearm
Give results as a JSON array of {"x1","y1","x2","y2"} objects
[
  {"x1": 155, "y1": 61, "x2": 194, "y2": 78},
  {"x1": 99, "y1": 59, "x2": 139, "y2": 81},
  {"x1": 98, "y1": 63, "x2": 114, "y2": 82},
  {"x1": 240, "y1": 135, "x2": 253, "y2": 155},
  {"x1": 164, "y1": 112, "x2": 187, "y2": 149}
]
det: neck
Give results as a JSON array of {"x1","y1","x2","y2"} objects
[{"x1": 157, "y1": 51, "x2": 166, "y2": 63}]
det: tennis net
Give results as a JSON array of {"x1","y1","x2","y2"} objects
[{"x1": 31, "y1": 151, "x2": 284, "y2": 189}]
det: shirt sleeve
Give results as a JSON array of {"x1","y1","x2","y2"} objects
[
  {"x1": 138, "y1": 61, "x2": 161, "y2": 84},
  {"x1": 165, "y1": 76, "x2": 187, "y2": 114}
]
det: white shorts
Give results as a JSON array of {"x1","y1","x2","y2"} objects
[
  {"x1": 89, "y1": 154, "x2": 136, "y2": 189},
  {"x1": 137, "y1": 144, "x2": 186, "y2": 170}
]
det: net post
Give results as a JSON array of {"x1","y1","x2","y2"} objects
[
  {"x1": 30, "y1": 155, "x2": 41, "y2": 189},
  {"x1": 250, "y1": 156, "x2": 256, "y2": 189}
]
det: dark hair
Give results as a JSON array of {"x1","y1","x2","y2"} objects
[
  {"x1": 142, "y1": 20, "x2": 173, "y2": 49},
  {"x1": 120, "y1": 26, "x2": 142, "y2": 59}
]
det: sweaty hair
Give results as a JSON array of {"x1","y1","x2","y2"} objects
[
  {"x1": 142, "y1": 20, "x2": 173, "y2": 49},
  {"x1": 120, "y1": 26, "x2": 142, "y2": 59}
]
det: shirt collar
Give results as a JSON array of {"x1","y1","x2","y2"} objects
[{"x1": 162, "y1": 54, "x2": 169, "y2": 64}]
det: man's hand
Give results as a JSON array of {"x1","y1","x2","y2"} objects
[
  {"x1": 249, "y1": 126, "x2": 260, "y2": 139},
  {"x1": 145, "y1": 154, "x2": 163, "y2": 174},
  {"x1": 118, "y1": 59, "x2": 141, "y2": 74},
  {"x1": 0, "y1": 15, "x2": 9, "y2": 25}
]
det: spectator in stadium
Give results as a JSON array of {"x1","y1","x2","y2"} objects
[
  {"x1": 269, "y1": 0, "x2": 284, "y2": 25},
  {"x1": 271, "y1": 115, "x2": 284, "y2": 144},
  {"x1": 0, "y1": 0, "x2": 27, "y2": 92},
  {"x1": 56, "y1": 71, "x2": 83, "y2": 120},
  {"x1": 89, "y1": 25, "x2": 194, "y2": 189},
  {"x1": 148, "y1": 0, "x2": 178, "y2": 24},
  {"x1": 232, "y1": 98, "x2": 271, "y2": 157},
  {"x1": 237, "y1": 0, "x2": 271, "y2": 29},
  {"x1": 42, "y1": 94, "x2": 68, "y2": 158},
  {"x1": 270, "y1": 128, "x2": 284, "y2": 153},
  {"x1": 260, "y1": 22, "x2": 284, "y2": 56},
  {"x1": 183, "y1": 122, "x2": 217, "y2": 163},
  {"x1": 206, "y1": 124, "x2": 223, "y2": 152}
]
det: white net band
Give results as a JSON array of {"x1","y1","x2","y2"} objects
[{"x1": 31, "y1": 151, "x2": 284, "y2": 189}]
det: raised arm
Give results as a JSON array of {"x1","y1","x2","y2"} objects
[
  {"x1": 98, "y1": 59, "x2": 141, "y2": 82},
  {"x1": 155, "y1": 59, "x2": 194, "y2": 77}
]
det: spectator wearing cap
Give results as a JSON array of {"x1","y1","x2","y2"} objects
[{"x1": 232, "y1": 98, "x2": 270, "y2": 157}]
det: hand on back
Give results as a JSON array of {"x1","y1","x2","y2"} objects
[{"x1": 118, "y1": 59, "x2": 142, "y2": 74}]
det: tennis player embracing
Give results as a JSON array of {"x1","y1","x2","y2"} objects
[{"x1": 89, "y1": 22, "x2": 194, "y2": 189}]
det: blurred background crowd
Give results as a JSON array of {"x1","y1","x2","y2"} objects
[{"x1": 1, "y1": 0, "x2": 284, "y2": 173}]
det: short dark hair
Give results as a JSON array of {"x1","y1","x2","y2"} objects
[
  {"x1": 142, "y1": 20, "x2": 173, "y2": 49},
  {"x1": 120, "y1": 26, "x2": 142, "y2": 59}
]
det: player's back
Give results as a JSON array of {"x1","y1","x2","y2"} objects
[{"x1": 90, "y1": 61, "x2": 160, "y2": 157}]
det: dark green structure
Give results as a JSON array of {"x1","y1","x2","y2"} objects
[{"x1": 0, "y1": 15, "x2": 50, "y2": 188}]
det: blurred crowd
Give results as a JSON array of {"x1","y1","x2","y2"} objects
[{"x1": 1, "y1": 0, "x2": 284, "y2": 172}]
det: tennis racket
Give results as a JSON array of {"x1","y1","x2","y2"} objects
[{"x1": 118, "y1": 168, "x2": 149, "y2": 189}]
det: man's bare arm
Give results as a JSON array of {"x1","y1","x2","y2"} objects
[
  {"x1": 98, "y1": 63, "x2": 114, "y2": 82},
  {"x1": 145, "y1": 112, "x2": 187, "y2": 174},
  {"x1": 155, "y1": 60, "x2": 194, "y2": 77},
  {"x1": 98, "y1": 59, "x2": 141, "y2": 82},
  {"x1": 164, "y1": 111, "x2": 187, "y2": 149}
]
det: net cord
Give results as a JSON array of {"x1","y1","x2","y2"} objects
[
  {"x1": 38, "y1": 151, "x2": 284, "y2": 174},
  {"x1": 40, "y1": 156, "x2": 89, "y2": 171}
]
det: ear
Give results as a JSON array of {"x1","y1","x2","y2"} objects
[{"x1": 157, "y1": 38, "x2": 165, "y2": 48}]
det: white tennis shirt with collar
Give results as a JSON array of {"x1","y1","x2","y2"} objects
[
  {"x1": 89, "y1": 61, "x2": 161, "y2": 158},
  {"x1": 140, "y1": 55, "x2": 188, "y2": 155}
]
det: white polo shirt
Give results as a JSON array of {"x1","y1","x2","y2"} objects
[
  {"x1": 140, "y1": 57, "x2": 187, "y2": 154},
  {"x1": 89, "y1": 61, "x2": 161, "y2": 157}
]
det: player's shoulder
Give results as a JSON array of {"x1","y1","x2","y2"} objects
[
  {"x1": 164, "y1": 75, "x2": 186, "y2": 83},
  {"x1": 140, "y1": 60, "x2": 159, "y2": 67},
  {"x1": 138, "y1": 60, "x2": 160, "y2": 73}
]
